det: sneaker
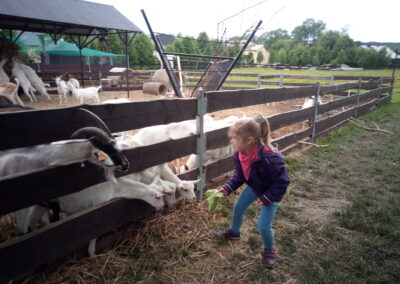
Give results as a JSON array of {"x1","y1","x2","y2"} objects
[
  {"x1": 214, "y1": 228, "x2": 240, "y2": 240},
  {"x1": 263, "y1": 249, "x2": 276, "y2": 268}
]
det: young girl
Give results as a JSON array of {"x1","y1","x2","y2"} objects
[{"x1": 214, "y1": 116, "x2": 290, "y2": 268}]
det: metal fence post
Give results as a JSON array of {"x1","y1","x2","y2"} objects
[
  {"x1": 279, "y1": 74, "x2": 284, "y2": 87},
  {"x1": 376, "y1": 78, "x2": 382, "y2": 108},
  {"x1": 311, "y1": 82, "x2": 320, "y2": 143},
  {"x1": 257, "y1": 74, "x2": 261, "y2": 88},
  {"x1": 354, "y1": 79, "x2": 361, "y2": 118},
  {"x1": 330, "y1": 76, "x2": 334, "y2": 85},
  {"x1": 196, "y1": 88, "x2": 207, "y2": 201}
]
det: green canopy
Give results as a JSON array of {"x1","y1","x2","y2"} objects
[
  {"x1": 16, "y1": 37, "x2": 124, "y2": 57},
  {"x1": 45, "y1": 41, "x2": 124, "y2": 57}
]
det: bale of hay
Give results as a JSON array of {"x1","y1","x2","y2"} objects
[{"x1": 143, "y1": 82, "x2": 167, "y2": 96}]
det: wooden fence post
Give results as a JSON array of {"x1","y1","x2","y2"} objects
[
  {"x1": 354, "y1": 79, "x2": 361, "y2": 118},
  {"x1": 196, "y1": 88, "x2": 207, "y2": 201},
  {"x1": 311, "y1": 82, "x2": 320, "y2": 142},
  {"x1": 279, "y1": 74, "x2": 284, "y2": 87}
]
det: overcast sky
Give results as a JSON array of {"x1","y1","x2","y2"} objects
[{"x1": 90, "y1": 0, "x2": 399, "y2": 43}]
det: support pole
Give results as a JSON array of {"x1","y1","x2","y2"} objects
[
  {"x1": 311, "y1": 82, "x2": 320, "y2": 143},
  {"x1": 279, "y1": 74, "x2": 284, "y2": 87},
  {"x1": 78, "y1": 36, "x2": 85, "y2": 88},
  {"x1": 354, "y1": 79, "x2": 361, "y2": 118},
  {"x1": 196, "y1": 88, "x2": 207, "y2": 201},
  {"x1": 257, "y1": 74, "x2": 261, "y2": 88},
  {"x1": 391, "y1": 53, "x2": 397, "y2": 95},
  {"x1": 125, "y1": 32, "x2": 130, "y2": 98}
]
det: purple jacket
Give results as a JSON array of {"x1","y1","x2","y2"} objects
[{"x1": 223, "y1": 145, "x2": 290, "y2": 205}]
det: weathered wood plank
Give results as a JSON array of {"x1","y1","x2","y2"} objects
[
  {"x1": 206, "y1": 127, "x2": 230, "y2": 150},
  {"x1": 357, "y1": 99, "x2": 379, "y2": 116},
  {"x1": 272, "y1": 128, "x2": 312, "y2": 150},
  {"x1": 0, "y1": 135, "x2": 197, "y2": 216},
  {"x1": 206, "y1": 156, "x2": 234, "y2": 181},
  {"x1": 318, "y1": 96, "x2": 358, "y2": 114},
  {"x1": 315, "y1": 107, "x2": 355, "y2": 134},
  {"x1": 0, "y1": 198, "x2": 154, "y2": 283},
  {"x1": 206, "y1": 86, "x2": 317, "y2": 112},
  {"x1": 378, "y1": 94, "x2": 391, "y2": 105},
  {"x1": 320, "y1": 82, "x2": 359, "y2": 94},
  {"x1": 0, "y1": 99, "x2": 197, "y2": 151},
  {"x1": 281, "y1": 75, "x2": 332, "y2": 80},
  {"x1": 268, "y1": 107, "x2": 315, "y2": 131}
]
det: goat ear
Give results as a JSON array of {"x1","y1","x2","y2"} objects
[{"x1": 189, "y1": 179, "x2": 201, "y2": 185}]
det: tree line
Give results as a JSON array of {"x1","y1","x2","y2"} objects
[{"x1": 255, "y1": 18, "x2": 396, "y2": 68}]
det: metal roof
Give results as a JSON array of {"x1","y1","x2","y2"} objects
[{"x1": 0, "y1": 0, "x2": 142, "y2": 36}]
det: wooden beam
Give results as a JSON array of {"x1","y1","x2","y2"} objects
[
  {"x1": 0, "y1": 198, "x2": 155, "y2": 283},
  {"x1": 318, "y1": 96, "x2": 357, "y2": 114},
  {"x1": 320, "y1": 82, "x2": 359, "y2": 94},
  {"x1": 315, "y1": 107, "x2": 355, "y2": 134},
  {"x1": 0, "y1": 135, "x2": 197, "y2": 216},
  {"x1": 206, "y1": 85, "x2": 317, "y2": 112},
  {"x1": 0, "y1": 99, "x2": 197, "y2": 151},
  {"x1": 268, "y1": 107, "x2": 314, "y2": 131}
]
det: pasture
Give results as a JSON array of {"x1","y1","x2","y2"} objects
[{"x1": 1, "y1": 68, "x2": 399, "y2": 283}]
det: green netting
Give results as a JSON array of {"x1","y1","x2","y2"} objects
[{"x1": 16, "y1": 38, "x2": 124, "y2": 57}]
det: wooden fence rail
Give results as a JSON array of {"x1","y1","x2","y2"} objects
[{"x1": 0, "y1": 78, "x2": 393, "y2": 282}]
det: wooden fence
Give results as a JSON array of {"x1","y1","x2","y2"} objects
[{"x1": 0, "y1": 76, "x2": 394, "y2": 282}]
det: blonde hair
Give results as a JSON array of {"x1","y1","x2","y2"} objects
[
  {"x1": 228, "y1": 118, "x2": 260, "y2": 144},
  {"x1": 253, "y1": 114, "x2": 276, "y2": 151}
]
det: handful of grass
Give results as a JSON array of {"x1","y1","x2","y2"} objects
[{"x1": 205, "y1": 189, "x2": 224, "y2": 211}]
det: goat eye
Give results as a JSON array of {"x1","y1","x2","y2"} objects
[{"x1": 184, "y1": 189, "x2": 188, "y2": 192}]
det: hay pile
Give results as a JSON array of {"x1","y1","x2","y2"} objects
[{"x1": 21, "y1": 191, "x2": 292, "y2": 283}]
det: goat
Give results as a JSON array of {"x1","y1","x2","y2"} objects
[
  {"x1": 11, "y1": 57, "x2": 36, "y2": 102},
  {"x1": 0, "y1": 94, "x2": 32, "y2": 112},
  {"x1": 102, "y1": 98, "x2": 131, "y2": 104},
  {"x1": 0, "y1": 79, "x2": 24, "y2": 105},
  {"x1": 0, "y1": 108, "x2": 129, "y2": 234},
  {"x1": 21, "y1": 64, "x2": 50, "y2": 100},
  {"x1": 0, "y1": 57, "x2": 10, "y2": 83},
  {"x1": 68, "y1": 83, "x2": 101, "y2": 104},
  {"x1": 56, "y1": 77, "x2": 69, "y2": 104},
  {"x1": 117, "y1": 135, "x2": 198, "y2": 208},
  {"x1": 67, "y1": 77, "x2": 80, "y2": 95}
]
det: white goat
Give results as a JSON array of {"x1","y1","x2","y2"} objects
[
  {"x1": 0, "y1": 109, "x2": 129, "y2": 234},
  {"x1": 21, "y1": 64, "x2": 50, "y2": 100},
  {"x1": 302, "y1": 96, "x2": 322, "y2": 109},
  {"x1": 56, "y1": 77, "x2": 68, "y2": 104},
  {"x1": 102, "y1": 98, "x2": 131, "y2": 104},
  {"x1": 67, "y1": 77, "x2": 80, "y2": 96},
  {"x1": 0, "y1": 57, "x2": 10, "y2": 83},
  {"x1": 68, "y1": 83, "x2": 101, "y2": 104},
  {"x1": 180, "y1": 145, "x2": 233, "y2": 174},
  {"x1": 0, "y1": 80, "x2": 23, "y2": 105},
  {"x1": 117, "y1": 134, "x2": 198, "y2": 207},
  {"x1": 11, "y1": 57, "x2": 36, "y2": 102}
]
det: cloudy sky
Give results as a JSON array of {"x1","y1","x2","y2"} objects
[{"x1": 90, "y1": 0, "x2": 399, "y2": 43}]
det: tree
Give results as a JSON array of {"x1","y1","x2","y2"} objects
[
  {"x1": 246, "y1": 52, "x2": 255, "y2": 65},
  {"x1": 259, "y1": 29, "x2": 290, "y2": 50},
  {"x1": 292, "y1": 18, "x2": 326, "y2": 44},
  {"x1": 197, "y1": 32, "x2": 213, "y2": 54},
  {"x1": 256, "y1": 51, "x2": 264, "y2": 64},
  {"x1": 334, "y1": 50, "x2": 348, "y2": 65},
  {"x1": 129, "y1": 33, "x2": 157, "y2": 68}
]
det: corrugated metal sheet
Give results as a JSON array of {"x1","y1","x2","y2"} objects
[{"x1": 0, "y1": 0, "x2": 142, "y2": 35}]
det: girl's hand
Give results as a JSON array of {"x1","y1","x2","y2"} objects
[
  {"x1": 218, "y1": 187, "x2": 228, "y2": 196},
  {"x1": 256, "y1": 199, "x2": 263, "y2": 206}
]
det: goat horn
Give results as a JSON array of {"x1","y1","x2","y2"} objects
[
  {"x1": 78, "y1": 108, "x2": 112, "y2": 137},
  {"x1": 71, "y1": 127, "x2": 112, "y2": 144}
]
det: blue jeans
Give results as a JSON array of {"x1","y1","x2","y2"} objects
[{"x1": 230, "y1": 186, "x2": 279, "y2": 250}]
